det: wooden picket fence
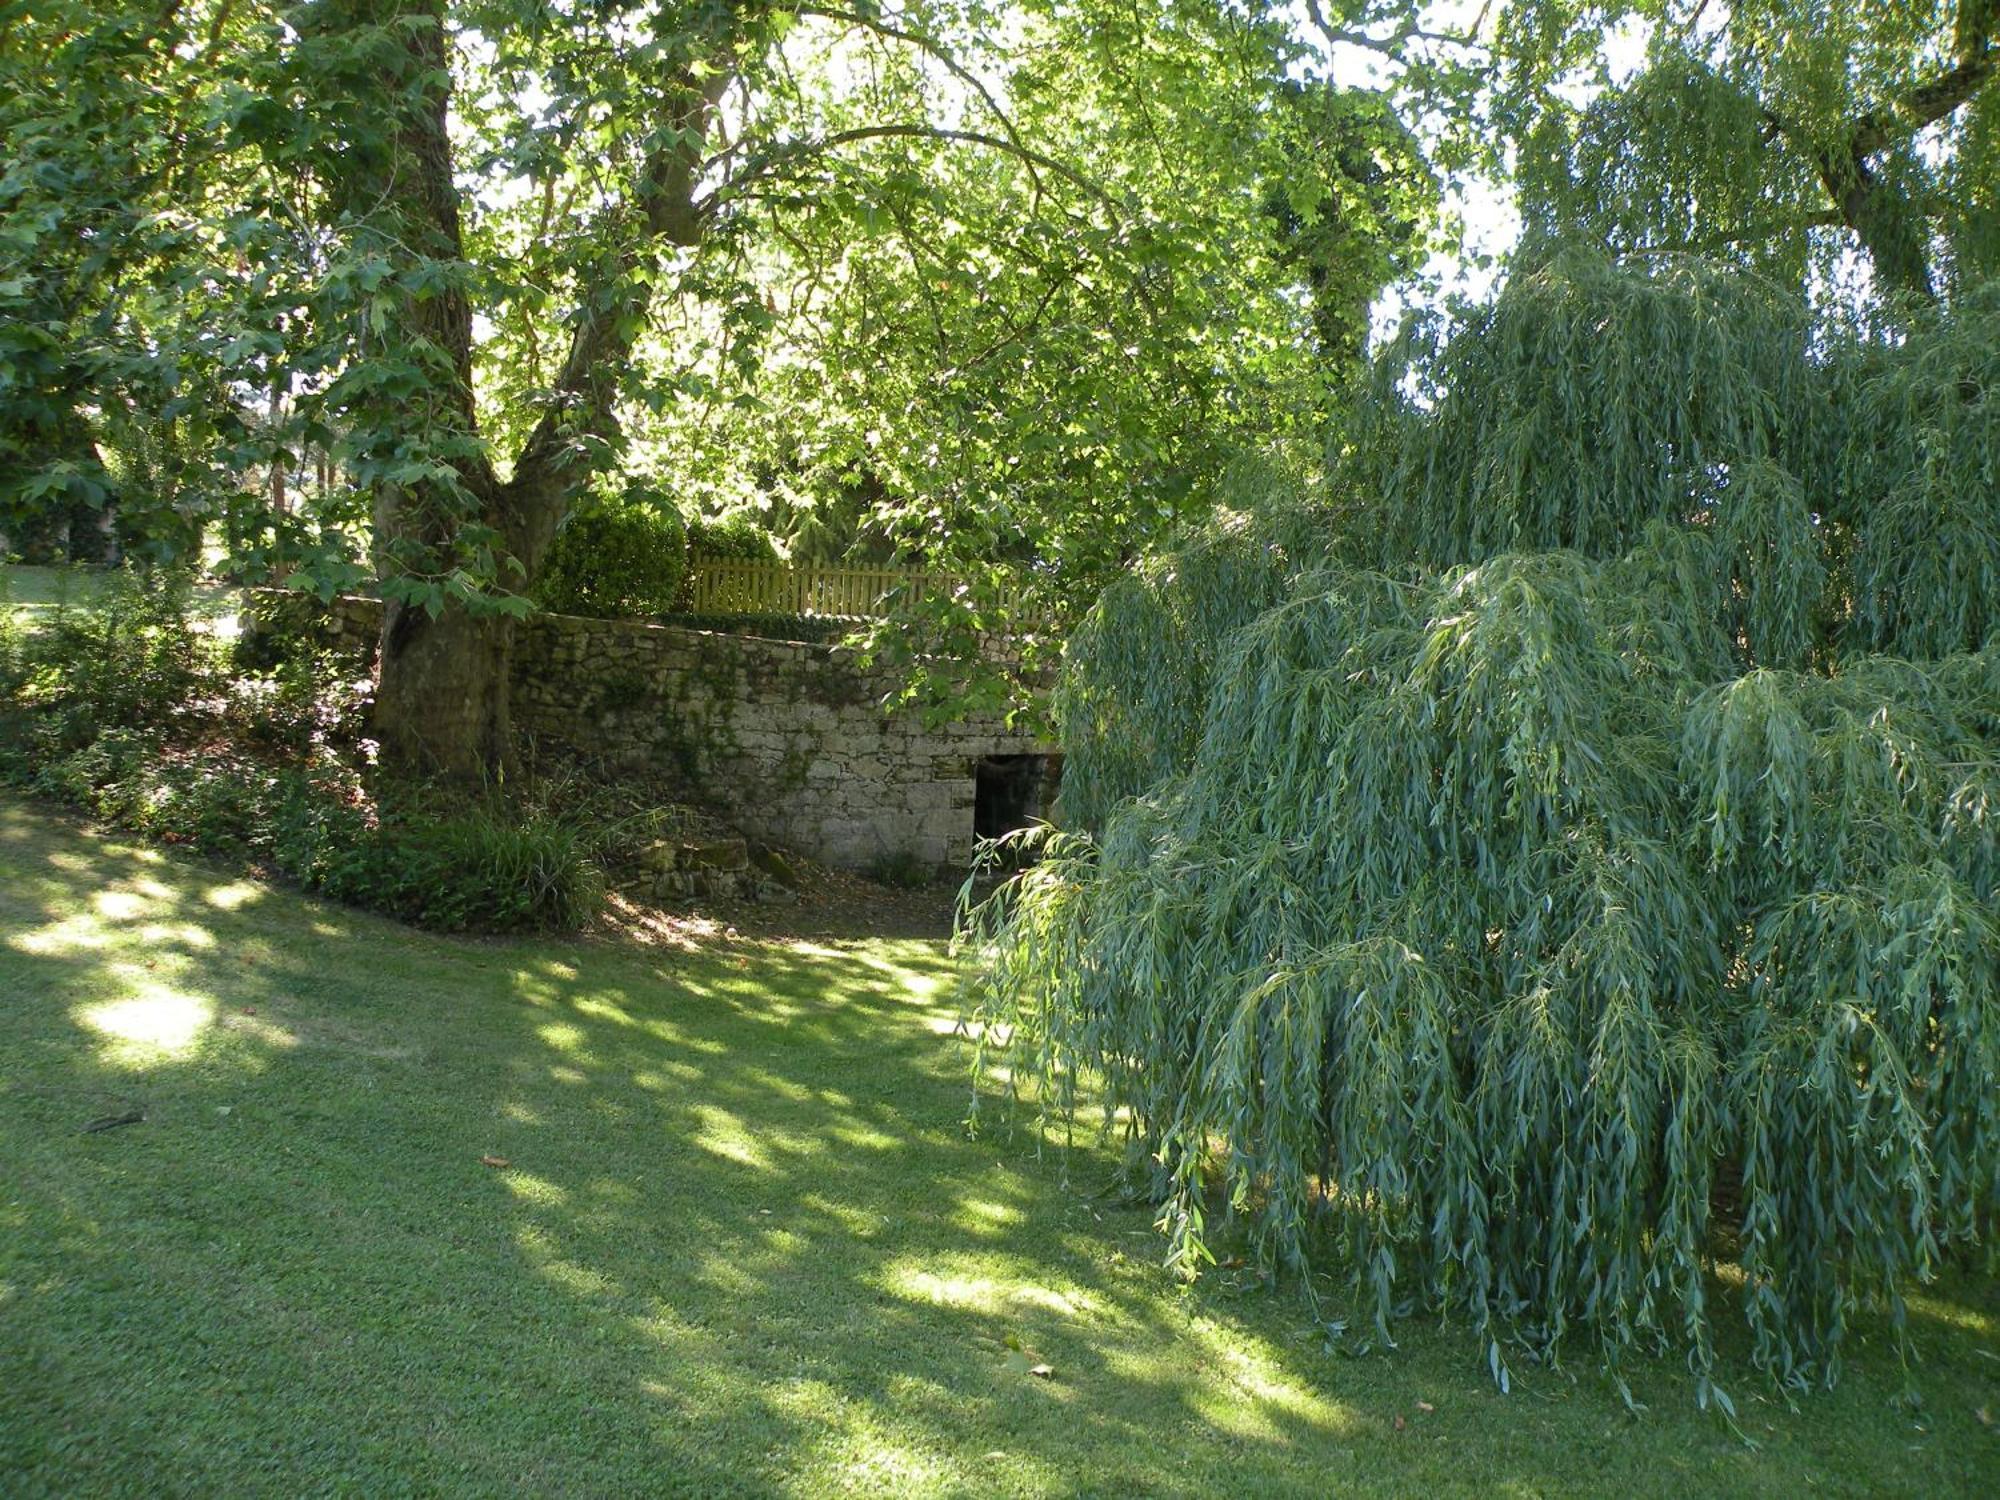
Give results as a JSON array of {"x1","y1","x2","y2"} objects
[{"x1": 684, "y1": 558, "x2": 1028, "y2": 620}]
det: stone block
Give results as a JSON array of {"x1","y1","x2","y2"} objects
[{"x1": 681, "y1": 837, "x2": 749, "y2": 872}]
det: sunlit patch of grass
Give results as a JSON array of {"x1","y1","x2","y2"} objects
[
  {"x1": 202, "y1": 881, "x2": 262, "y2": 911},
  {"x1": 2, "y1": 800, "x2": 1997, "y2": 1497},
  {"x1": 2, "y1": 563, "x2": 241, "y2": 644},
  {"x1": 75, "y1": 986, "x2": 214, "y2": 1059},
  {"x1": 689, "y1": 1102, "x2": 777, "y2": 1172},
  {"x1": 534, "y1": 1020, "x2": 592, "y2": 1055}
]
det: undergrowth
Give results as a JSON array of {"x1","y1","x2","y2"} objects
[{"x1": 0, "y1": 568, "x2": 606, "y2": 933}]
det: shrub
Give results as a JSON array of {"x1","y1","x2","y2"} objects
[
  {"x1": 313, "y1": 803, "x2": 604, "y2": 934},
  {"x1": 685, "y1": 513, "x2": 779, "y2": 562},
  {"x1": 224, "y1": 650, "x2": 373, "y2": 758},
  {"x1": 867, "y1": 848, "x2": 935, "y2": 889},
  {"x1": 11, "y1": 731, "x2": 604, "y2": 934},
  {"x1": 0, "y1": 580, "x2": 24, "y2": 700},
  {"x1": 535, "y1": 492, "x2": 688, "y2": 619},
  {"x1": 659, "y1": 610, "x2": 851, "y2": 643},
  {"x1": 17, "y1": 565, "x2": 217, "y2": 752}
]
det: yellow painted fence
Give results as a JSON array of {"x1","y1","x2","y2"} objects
[{"x1": 684, "y1": 559, "x2": 1028, "y2": 620}]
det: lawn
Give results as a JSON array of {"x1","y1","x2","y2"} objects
[
  {"x1": 2, "y1": 801, "x2": 1997, "y2": 1497},
  {"x1": 2, "y1": 563, "x2": 97, "y2": 620},
  {"x1": 1, "y1": 563, "x2": 239, "y2": 629}
]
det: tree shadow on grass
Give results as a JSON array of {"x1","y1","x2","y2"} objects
[{"x1": 3, "y1": 799, "x2": 1998, "y2": 1498}]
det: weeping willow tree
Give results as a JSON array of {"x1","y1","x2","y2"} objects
[{"x1": 964, "y1": 253, "x2": 2000, "y2": 1401}]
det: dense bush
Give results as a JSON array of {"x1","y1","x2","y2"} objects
[
  {"x1": 534, "y1": 492, "x2": 689, "y2": 619},
  {"x1": 0, "y1": 581, "x2": 24, "y2": 703},
  {"x1": 24, "y1": 735, "x2": 604, "y2": 933},
  {"x1": 298, "y1": 795, "x2": 605, "y2": 934},
  {"x1": 684, "y1": 513, "x2": 779, "y2": 562},
  {"x1": 12, "y1": 566, "x2": 215, "y2": 753},
  {"x1": 965, "y1": 258, "x2": 2000, "y2": 1400}
]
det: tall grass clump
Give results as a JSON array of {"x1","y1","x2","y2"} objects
[{"x1": 963, "y1": 255, "x2": 2000, "y2": 1402}]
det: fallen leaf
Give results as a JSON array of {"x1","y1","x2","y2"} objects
[
  {"x1": 1393, "y1": 1414, "x2": 1406, "y2": 1432},
  {"x1": 1978, "y1": 1406, "x2": 1993, "y2": 1428},
  {"x1": 480, "y1": 1155, "x2": 510, "y2": 1168},
  {"x1": 1417, "y1": 1401, "x2": 1436, "y2": 1415},
  {"x1": 241, "y1": 1006, "x2": 257, "y2": 1015}
]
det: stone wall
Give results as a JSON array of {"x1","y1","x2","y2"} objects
[{"x1": 242, "y1": 592, "x2": 1056, "y2": 874}]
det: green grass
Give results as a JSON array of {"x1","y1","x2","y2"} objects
[
  {"x1": 2, "y1": 563, "x2": 238, "y2": 629},
  {"x1": 2, "y1": 563, "x2": 104, "y2": 619},
  {"x1": 2, "y1": 800, "x2": 1997, "y2": 1497}
]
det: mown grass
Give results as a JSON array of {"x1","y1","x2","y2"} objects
[
  {"x1": 2, "y1": 563, "x2": 97, "y2": 620},
  {"x1": 2, "y1": 800, "x2": 1997, "y2": 1497},
  {"x1": 1, "y1": 563, "x2": 238, "y2": 627}
]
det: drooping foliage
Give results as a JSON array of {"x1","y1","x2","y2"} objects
[
  {"x1": 1502, "y1": 0, "x2": 1999, "y2": 308},
  {"x1": 1050, "y1": 461, "x2": 1329, "y2": 832},
  {"x1": 965, "y1": 255, "x2": 2000, "y2": 1398}
]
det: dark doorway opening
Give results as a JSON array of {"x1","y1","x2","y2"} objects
[{"x1": 974, "y1": 754, "x2": 1060, "y2": 848}]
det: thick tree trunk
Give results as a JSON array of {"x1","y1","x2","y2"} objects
[
  {"x1": 372, "y1": 471, "x2": 570, "y2": 778},
  {"x1": 1822, "y1": 154, "x2": 1940, "y2": 308},
  {"x1": 374, "y1": 602, "x2": 518, "y2": 776}
]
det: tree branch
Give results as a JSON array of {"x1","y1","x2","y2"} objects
[
  {"x1": 1851, "y1": 56, "x2": 1996, "y2": 158},
  {"x1": 796, "y1": 5, "x2": 1045, "y2": 200},
  {"x1": 1300, "y1": 0, "x2": 1487, "y2": 60},
  {"x1": 1847, "y1": 0, "x2": 1997, "y2": 156},
  {"x1": 1746, "y1": 0, "x2": 1993, "y2": 304},
  {"x1": 712, "y1": 124, "x2": 1120, "y2": 213},
  {"x1": 506, "y1": 67, "x2": 733, "y2": 530}
]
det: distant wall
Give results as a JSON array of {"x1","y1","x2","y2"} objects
[{"x1": 242, "y1": 592, "x2": 1056, "y2": 873}]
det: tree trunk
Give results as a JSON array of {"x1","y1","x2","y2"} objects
[
  {"x1": 374, "y1": 602, "x2": 518, "y2": 777},
  {"x1": 1827, "y1": 156, "x2": 1939, "y2": 307},
  {"x1": 371, "y1": 470, "x2": 572, "y2": 777},
  {"x1": 308, "y1": 0, "x2": 514, "y2": 777}
]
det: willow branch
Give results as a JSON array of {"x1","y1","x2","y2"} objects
[
  {"x1": 1300, "y1": 0, "x2": 1487, "y2": 60},
  {"x1": 1850, "y1": 54, "x2": 1996, "y2": 158},
  {"x1": 1625, "y1": 209, "x2": 1845, "y2": 257}
]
